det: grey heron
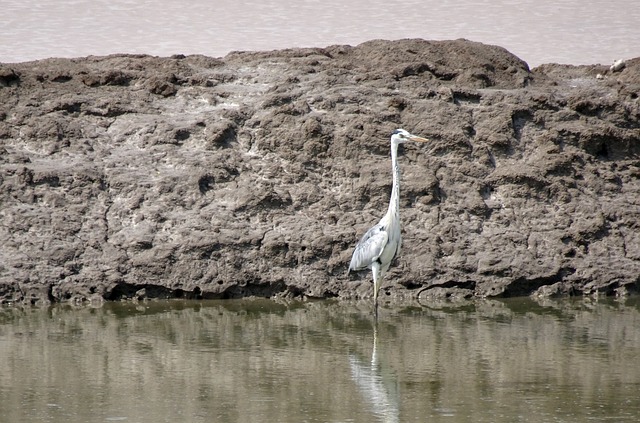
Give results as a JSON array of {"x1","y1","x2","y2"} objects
[{"x1": 348, "y1": 129, "x2": 429, "y2": 311}]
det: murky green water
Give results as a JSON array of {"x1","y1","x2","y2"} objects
[{"x1": 1, "y1": 298, "x2": 639, "y2": 422}]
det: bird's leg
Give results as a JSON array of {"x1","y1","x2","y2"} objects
[{"x1": 372, "y1": 262, "x2": 381, "y2": 316}]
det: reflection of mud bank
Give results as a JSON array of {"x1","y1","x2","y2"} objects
[
  {"x1": 1, "y1": 39, "x2": 640, "y2": 304},
  {"x1": 1, "y1": 299, "x2": 639, "y2": 421}
]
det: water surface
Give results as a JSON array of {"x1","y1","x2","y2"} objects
[
  {"x1": 1, "y1": 298, "x2": 639, "y2": 422},
  {"x1": 2, "y1": 0, "x2": 640, "y2": 66}
]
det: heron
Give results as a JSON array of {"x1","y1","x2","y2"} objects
[{"x1": 348, "y1": 129, "x2": 429, "y2": 312}]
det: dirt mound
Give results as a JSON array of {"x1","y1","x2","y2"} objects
[{"x1": 1, "y1": 39, "x2": 639, "y2": 305}]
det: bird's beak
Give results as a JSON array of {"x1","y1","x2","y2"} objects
[{"x1": 408, "y1": 135, "x2": 430, "y2": 143}]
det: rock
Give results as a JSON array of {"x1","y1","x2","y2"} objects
[
  {"x1": 0, "y1": 67, "x2": 20, "y2": 87},
  {"x1": 1, "y1": 39, "x2": 639, "y2": 305},
  {"x1": 610, "y1": 59, "x2": 626, "y2": 72}
]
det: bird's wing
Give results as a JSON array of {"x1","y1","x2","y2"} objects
[{"x1": 349, "y1": 224, "x2": 388, "y2": 272}]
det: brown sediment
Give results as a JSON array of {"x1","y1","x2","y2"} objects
[{"x1": 1, "y1": 39, "x2": 639, "y2": 305}]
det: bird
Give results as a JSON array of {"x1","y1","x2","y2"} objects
[{"x1": 348, "y1": 129, "x2": 429, "y2": 313}]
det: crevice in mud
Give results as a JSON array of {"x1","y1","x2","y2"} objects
[
  {"x1": 452, "y1": 89, "x2": 482, "y2": 105},
  {"x1": 583, "y1": 277, "x2": 640, "y2": 297},
  {"x1": 220, "y1": 280, "x2": 289, "y2": 299},
  {"x1": 511, "y1": 109, "x2": 534, "y2": 141},
  {"x1": 500, "y1": 267, "x2": 577, "y2": 297},
  {"x1": 415, "y1": 279, "x2": 477, "y2": 296},
  {"x1": 104, "y1": 282, "x2": 205, "y2": 301},
  {"x1": 101, "y1": 279, "x2": 298, "y2": 302}
]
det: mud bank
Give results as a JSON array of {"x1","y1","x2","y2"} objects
[{"x1": 1, "y1": 39, "x2": 639, "y2": 305}]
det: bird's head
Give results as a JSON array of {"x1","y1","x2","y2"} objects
[{"x1": 391, "y1": 128, "x2": 429, "y2": 144}]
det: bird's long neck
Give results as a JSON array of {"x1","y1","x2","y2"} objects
[{"x1": 387, "y1": 140, "x2": 401, "y2": 219}]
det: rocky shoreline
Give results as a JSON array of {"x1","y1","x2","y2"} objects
[{"x1": 1, "y1": 39, "x2": 639, "y2": 305}]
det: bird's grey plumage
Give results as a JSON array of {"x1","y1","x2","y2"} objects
[
  {"x1": 348, "y1": 129, "x2": 429, "y2": 312},
  {"x1": 349, "y1": 224, "x2": 389, "y2": 272}
]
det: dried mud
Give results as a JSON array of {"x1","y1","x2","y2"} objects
[{"x1": 1, "y1": 39, "x2": 639, "y2": 305}]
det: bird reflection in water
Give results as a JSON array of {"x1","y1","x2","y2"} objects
[{"x1": 349, "y1": 325, "x2": 400, "y2": 423}]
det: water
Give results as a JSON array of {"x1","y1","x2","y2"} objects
[
  {"x1": 1, "y1": 298, "x2": 639, "y2": 422},
  {"x1": 2, "y1": 0, "x2": 639, "y2": 67}
]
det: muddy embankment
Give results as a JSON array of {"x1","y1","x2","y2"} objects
[{"x1": 1, "y1": 39, "x2": 639, "y2": 305}]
